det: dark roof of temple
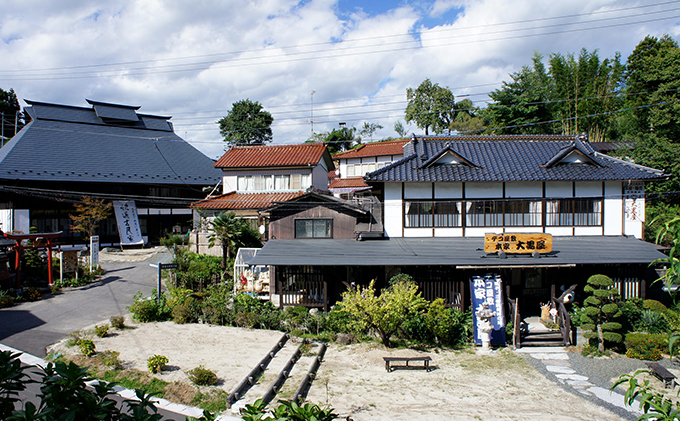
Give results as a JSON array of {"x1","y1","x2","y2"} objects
[
  {"x1": 0, "y1": 99, "x2": 220, "y2": 185},
  {"x1": 365, "y1": 134, "x2": 665, "y2": 183}
]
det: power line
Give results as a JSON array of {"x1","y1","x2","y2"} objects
[
  {"x1": 2, "y1": 8, "x2": 679, "y2": 81},
  {"x1": 1, "y1": 0, "x2": 676, "y2": 77}
]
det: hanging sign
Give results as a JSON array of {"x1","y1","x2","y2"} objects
[
  {"x1": 484, "y1": 233, "x2": 552, "y2": 254},
  {"x1": 470, "y1": 274, "x2": 506, "y2": 345},
  {"x1": 113, "y1": 201, "x2": 144, "y2": 246}
]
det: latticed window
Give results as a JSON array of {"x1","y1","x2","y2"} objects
[{"x1": 295, "y1": 219, "x2": 332, "y2": 238}]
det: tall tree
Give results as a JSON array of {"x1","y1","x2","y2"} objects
[
  {"x1": 69, "y1": 196, "x2": 112, "y2": 239},
  {"x1": 405, "y1": 79, "x2": 456, "y2": 135},
  {"x1": 218, "y1": 99, "x2": 274, "y2": 147},
  {"x1": 393, "y1": 120, "x2": 409, "y2": 137},
  {"x1": 0, "y1": 88, "x2": 22, "y2": 140},
  {"x1": 359, "y1": 122, "x2": 383, "y2": 141},
  {"x1": 620, "y1": 35, "x2": 680, "y2": 201},
  {"x1": 207, "y1": 212, "x2": 261, "y2": 268},
  {"x1": 482, "y1": 50, "x2": 624, "y2": 140},
  {"x1": 449, "y1": 98, "x2": 486, "y2": 134},
  {"x1": 308, "y1": 126, "x2": 359, "y2": 154}
]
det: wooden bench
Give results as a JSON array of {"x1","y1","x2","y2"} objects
[
  {"x1": 383, "y1": 356, "x2": 432, "y2": 372},
  {"x1": 646, "y1": 362, "x2": 677, "y2": 388}
]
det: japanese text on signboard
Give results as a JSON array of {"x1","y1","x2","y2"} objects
[
  {"x1": 484, "y1": 233, "x2": 552, "y2": 254},
  {"x1": 470, "y1": 275, "x2": 506, "y2": 345}
]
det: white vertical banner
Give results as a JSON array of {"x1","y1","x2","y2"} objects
[
  {"x1": 90, "y1": 235, "x2": 100, "y2": 271},
  {"x1": 113, "y1": 201, "x2": 144, "y2": 246}
]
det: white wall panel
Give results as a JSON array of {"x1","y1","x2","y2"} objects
[
  {"x1": 604, "y1": 181, "x2": 623, "y2": 236},
  {"x1": 545, "y1": 227, "x2": 573, "y2": 236},
  {"x1": 575, "y1": 181, "x2": 602, "y2": 197},
  {"x1": 434, "y1": 182, "x2": 463, "y2": 199},
  {"x1": 404, "y1": 183, "x2": 432, "y2": 199},
  {"x1": 505, "y1": 182, "x2": 542, "y2": 198},
  {"x1": 464, "y1": 227, "x2": 495, "y2": 237},
  {"x1": 384, "y1": 183, "x2": 403, "y2": 237},
  {"x1": 465, "y1": 182, "x2": 502, "y2": 198},
  {"x1": 434, "y1": 228, "x2": 463, "y2": 237},
  {"x1": 574, "y1": 227, "x2": 602, "y2": 236},
  {"x1": 404, "y1": 228, "x2": 433, "y2": 237},
  {"x1": 223, "y1": 175, "x2": 237, "y2": 193},
  {"x1": 545, "y1": 182, "x2": 572, "y2": 198}
]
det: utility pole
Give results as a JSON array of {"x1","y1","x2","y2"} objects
[
  {"x1": 1, "y1": 112, "x2": 4, "y2": 140},
  {"x1": 310, "y1": 90, "x2": 315, "y2": 137}
]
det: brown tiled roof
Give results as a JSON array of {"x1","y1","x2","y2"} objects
[
  {"x1": 328, "y1": 170, "x2": 339, "y2": 180},
  {"x1": 333, "y1": 139, "x2": 408, "y2": 159},
  {"x1": 328, "y1": 178, "x2": 369, "y2": 189},
  {"x1": 214, "y1": 143, "x2": 328, "y2": 168},
  {"x1": 191, "y1": 191, "x2": 305, "y2": 210}
]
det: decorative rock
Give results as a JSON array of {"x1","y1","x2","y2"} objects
[{"x1": 337, "y1": 333, "x2": 356, "y2": 345}]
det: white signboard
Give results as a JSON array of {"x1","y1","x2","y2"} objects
[
  {"x1": 624, "y1": 181, "x2": 644, "y2": 222},
  {"x1": 90, "y1": 235, "x2": 100, "y2": 270},
  {"x1": 113, "y1": 201, "x2": 144, "y2": 246}
]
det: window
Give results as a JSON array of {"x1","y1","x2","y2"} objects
[
  {"x1": 295, "y1": 219, "x2": 332, "y2": 238},
  {"x1": 466, "y1": 200, "x2": 503, "y2": 227},
  {"x1": 300, "y1": 174, "x2": 311, "y2": 189},
  {"x1": 275, "y1": 175, "x2": 290, "y2": 190},
  {"x1": 546, "y1": 198, "x2": 602, "y2": 226},
  {"x1": 238, "y1": 176, "x2": 253, "y2": 191},
  {"x1": 346, "y1": 164, "x2": 356, "y2": 177},
  {"x1": 403, "y1": 198, "x2": 602, "y2": 229}
]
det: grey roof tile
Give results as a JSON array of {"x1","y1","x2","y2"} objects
[
  {"x1": 366, "y1": 135, "x2": 665, "y2": 183},
  {"x1": 0, "y1": 100, "x2": 220, "y2": 185}
]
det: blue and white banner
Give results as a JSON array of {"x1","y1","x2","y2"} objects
[
  {"x1": 470, "y1": 274, "x2": 506, "y2": 345},
  {"x1": 113, "y1": 201, "x2": 144, "y2": 246}
]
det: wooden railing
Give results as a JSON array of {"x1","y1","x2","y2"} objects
[
  {"x1": 417, "y1": 280, "x2": 465, "y2": 310},
  {"x1": 551, "y1": 284, "x2": 577, "y2": 347}
]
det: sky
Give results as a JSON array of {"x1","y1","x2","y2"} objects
[{"x1": 1, "y1": 0, "x2": 679, "y2": 159}]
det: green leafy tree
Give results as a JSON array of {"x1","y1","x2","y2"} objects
[
  {"x1": 405, "y1": 79, "x2": 456, "y2": 135},
  {"x1": 339, "y1": 275, "x2": 427, "y2": 347},
  {"x1": 322, "y1": 126, "x2": 359, "y2": 154},
  {"x1": 207, "y1": 212, "x2": 261, "y2": 268},
  {"x1": 614, "y1": 369, "x2": 680, "y2": 421},
  {"x1": 449, "y1": 98, "x2": 486, "y2": 134},
  {"x1": 393, "y1": 120, "x2": 410, "y2": 137},
  {"x1": 218, "y1": 99, "x2": 274, "y2": 147},
  {"x1": 359, "y1": 122, "x2": 383, "y2": 141},
  {"x1": 69, "y1": 196, "x2": 113, "y2": 240},
  {"x1": 580, "y1": 274, "x2": 623, "y2": 353},
  {"x1": 651, "y1": 216, "x2": 680, "y2": 305},
  {"x1": 0, "y1": 88, "x2": 23, "y2": 140}
]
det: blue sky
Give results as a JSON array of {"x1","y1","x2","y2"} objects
[{"x1": 1, "y1": 0, "x2": 679, "y2": 158}]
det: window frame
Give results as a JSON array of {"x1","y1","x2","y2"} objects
[{"x1": 294, "y1": 218, "x2": 333, "y2": 238}]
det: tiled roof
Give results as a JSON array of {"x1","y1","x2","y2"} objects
[
  {"x1": 263, "y1": 190, "x2": 367, "y2": 213},
  {"x1": 334, "y1": 139, "x2": 408, "y2": 159},
  {"x1": 214, "y1": 143, "x2": 332, "y2": 169},
  {"x1": 191, "y1": 191, "x2": 305, "y2": 210},
  {"x1": 366, "y1": 135, "x2": 665, "y2": 183},
  {"x1": 0, "y1": 100, "x2": 220, "y2": 185},
  {"x1": 328, "y1": 178, "x2": 369, "y2": 189}
]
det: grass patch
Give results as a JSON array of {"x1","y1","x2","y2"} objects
[
  {"x1": 99, "y1": 369, "x2": 168, "y2": 398},
  {"x1": 192, "y1": 389, "x2": 228, "y2": 413}
]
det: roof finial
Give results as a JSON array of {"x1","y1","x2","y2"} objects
[{"x1": 411, "y1": 133, "x2": 418, "y2": 144}]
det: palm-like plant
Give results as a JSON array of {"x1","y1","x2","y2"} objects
[{"x1": 207, "y1": 212, "x2": 261, "y2": 268}]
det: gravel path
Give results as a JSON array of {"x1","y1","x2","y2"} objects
[{"x1": 520, "y1": 347, "x2": 674, "y2": 420}]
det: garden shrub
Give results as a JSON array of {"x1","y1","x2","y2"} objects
[
  {"x1": 172, "y1": 303, "x2": 193, "y2": 324},
  {"x1": 77, "y1": 339, "x2": 96, "y2": 357},
  {"x1": 664, "y1": 308, "x2": 680, "y2": 332},
  {"x1": 127, "y1": 290, "x2": 171, "y2": 322},
  {"x1": 581, "y1": 274, "x2": 624, "y2": 352},
  {"x1": 97, "y1": 350, "x2": 121, "y2": 368},
  {"x1": 110, "y1": 315, "x2": 126, "y2": 329},
  {"x1": 173, "y1": 248, "x2": 224, "y2": 290},
  {"x1": 625, "y1": 332, "x2": 667, "y2": 361},
  {"x1": 400, "y1": 299, "x2": 472, "y2": 347},
  {"x1": 234, "y1": 312, "x2": 259, "y2": 328},
  {"x1": 638, "y1": 309, "x2": 669, "y2": 334},
  {"x1": 0, "y1": 290, "x2": 15, "y2": 308},
  {"x1": 167, "y1": 287, "x2": 194, "y2": 310},
  {"x1": 643, "y1": 299, "x2": 668, "y2": 313},
  {"x1": 199, "y1": 283, "x2": 233, "y2": 325},
  {"x1": 187, "y1": 366, "x2": 218, "y2": 386},
  {"x1": 621, "y1": 297, "x2": 644, "y2": 332},
  {"x1": 94, "y1": 324, "x2": 109, "y2": 338},
  {"x1": 20, "y1": 286, "x2": 42, "y2": 301},
  {"x1": 147, "y1": 354, "x2": 169, "y2": 374}
]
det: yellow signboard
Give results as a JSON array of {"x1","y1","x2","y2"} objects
[{"x1": 484, "y1": 233, "x2": 553, "y2": 254}]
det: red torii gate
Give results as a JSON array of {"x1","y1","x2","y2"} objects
[{"x1": 4, "y1": 231, "x2": 62, "y2": 287}]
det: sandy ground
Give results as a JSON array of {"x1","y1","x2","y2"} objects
[{"x1": 49, "y1": 318, "x2": 624, "y2": 421}]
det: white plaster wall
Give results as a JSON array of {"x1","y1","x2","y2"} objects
[
  {"x1": 545, "y1": 181, "x2": 573, "y2": 198},
  {"x1": 434, "y1": 228, "x2": 463, "y2": 237},
  {"x1": 506, "y1": 227, "x2": 545, "y2": 234},
  {"x1": 339, "y1": 160, "x2": 348, "y2": 178},
  {"x1": 505, "y1": 182, "x2": 542, "y2": 198},
  {"x1": 223, "y1": 174, "x2": 237, "y2": 193},
  {"x1": 384, "y1": 183, "x2": 403, "y2": 237},
  {"x1": 624, "y1": 182, "x2": 645, "y2": 238},
  {"x1": 465, "y1": 182, "x2": 503, "y2": 198},
  {"x1": 604, "y1": 181, "x2": 623, "y2": 236},
  {"x1": 377, "y1": 156, "x2": 393, "y2": 163},
  {"x1": 545, "y1": 227, "x2": 573, "y2": 236},
  {"x1": 575, "y1": 227, "x2": 603, "y2": 236},
  {"x1": 575, "y1": 181, "x2": 602, "y2": 197},
  {"x1": 404, "y1": 228, "x2": 433, "y2": 237},
  {"x1": 404, "y1": 183, "x2": 432, "y2": 199},
  {"x1": 434, "y1": 182, "x2": 463, "y2": 199},
  {"x1": 312, "y1": 162, "x2": 329, "y2": 190},
  {"x1": 465, "y1": 227, "x2": 496, "y2": 237}
]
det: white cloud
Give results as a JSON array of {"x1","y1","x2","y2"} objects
[{"x1": 1, "y1": 0, "x2": 678, "y2": 158}]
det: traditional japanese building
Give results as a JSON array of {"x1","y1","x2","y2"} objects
[{"x1": 0, "y1": 99, "x2": 221, "y2": 244}]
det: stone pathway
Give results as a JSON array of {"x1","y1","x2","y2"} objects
[{"x1": 518, "y1": 347, "x2": 643, "y2": 417}]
